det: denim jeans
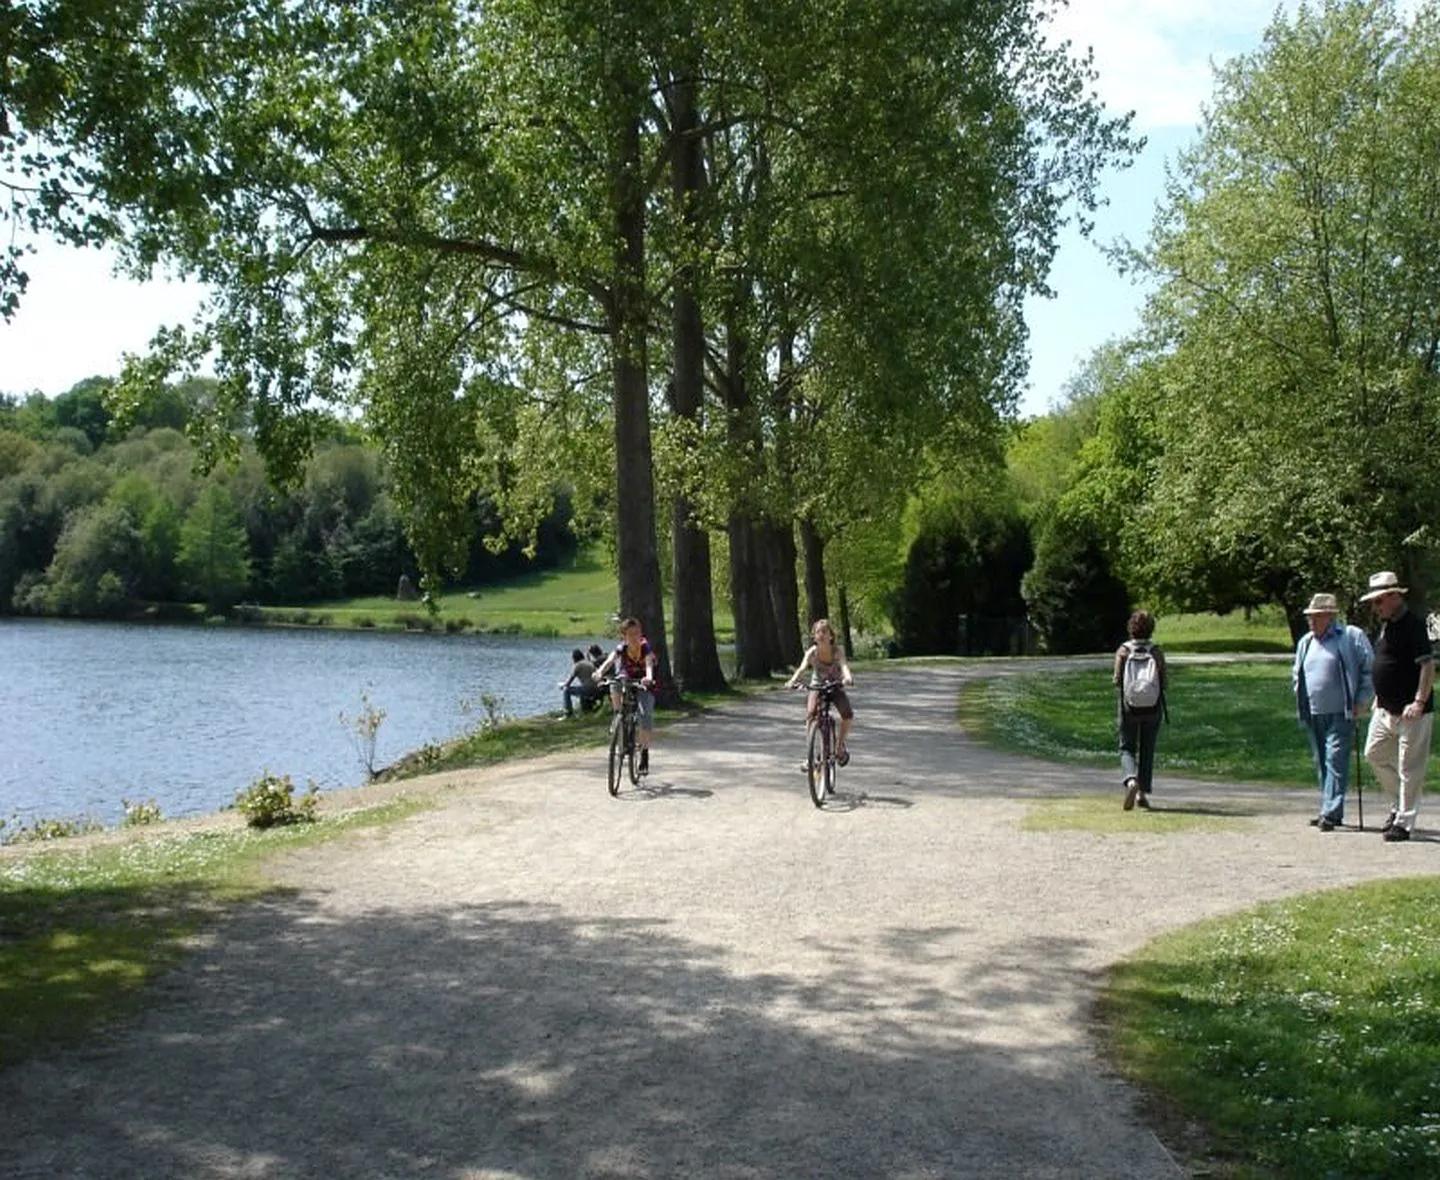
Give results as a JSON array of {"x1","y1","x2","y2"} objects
[
  {"x1": 1305, "y1": 712, "x2": 1354, "y2": 823},
  {"x1": 1119, "y1": 709, "x2": 1162, "y2": 793}
]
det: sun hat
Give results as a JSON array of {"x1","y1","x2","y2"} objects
[
  {"x1": 1360, "y1": 571, "x2": 1407, "y2": 603},
  {"x1": 1302, "y1": 593, "x2": 1340, "y2": 615}
]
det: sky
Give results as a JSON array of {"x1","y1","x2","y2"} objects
[{"x1": 0, "y1": 3, "x2": 1327, "y2": 418}]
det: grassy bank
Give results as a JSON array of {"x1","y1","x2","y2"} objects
[
  {"x1": 1101, "y1": 878, "x2": 1440, "y2": 1178},
  {"x1": 961, "y1": 661, "x2": 1323, "y2": 787},
  {"x1": 0, "y1": 797, "x2": 423, "y2": 1069}
]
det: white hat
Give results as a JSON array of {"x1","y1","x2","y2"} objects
[
  {"x1": 1360, "y1": 571, "x2": 1407, "y2": 603},
  {"x1": 1302, "y1": 593, "x2": 1340, "y2": 615}
]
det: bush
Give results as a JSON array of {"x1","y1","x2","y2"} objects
[
  {"x1": 234, "y1": 772, "x2": 319, "y2": 829},
  {"x1": 121, "y1": 798, "x2": 164, "y2": 826},
  {"x1": 1021, "y1": 517, "x2": 1130, "y2": 655},
  {"x1": 0, "y1": 813, "x2": 105, "y2": 844}
]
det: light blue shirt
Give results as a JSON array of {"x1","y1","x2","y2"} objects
[{"x1": 1293, "y1": 621, "x2": 1375, "y2": 721}]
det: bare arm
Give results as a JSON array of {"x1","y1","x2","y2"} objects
[{"x1": 784, "y1": 646, "x2": 816, "y2": 689}]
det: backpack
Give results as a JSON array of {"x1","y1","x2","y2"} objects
[{"x1": 1122, "y1": 641, "x2": 1162, "y2": 710}]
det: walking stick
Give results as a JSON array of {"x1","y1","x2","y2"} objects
[{"x1": 1354, "y1": 736, "x2": 1365, "y2": 832}]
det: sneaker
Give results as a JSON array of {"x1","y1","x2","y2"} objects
[
  {"x1": 1136, "y1": 792, "x2": 1151, "y2": 810},
  {"x1": 1318, "y1": 817, "x2": 1339, "y2": 832},
  {"x1": 1308, "y1": 816, "x2": 1323, "y2": 827},
  {"x1": 1383, "y1": 825, "x2": 1411, "y2": 842},
  {"x1": 1381, "y1": 810, "x2": 1397, "y2": 834},
  {"x1": 1123, "y1": 778, "x2": 1140, "y2": 811}
]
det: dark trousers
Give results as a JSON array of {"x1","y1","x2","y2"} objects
[{"x1": 1119, "y1": 708, "x2": 1162, "y2": 793}]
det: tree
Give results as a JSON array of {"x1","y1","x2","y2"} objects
[
  {"x1": 1130, "y1": 0, "x2": 1440, "y2": 622},
  {"x1": 179, "y1": 484, "x2": 251, "y2": 612}
]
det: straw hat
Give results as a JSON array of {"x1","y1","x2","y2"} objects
[
  {"x1": 1302, "y1": 593, "x2": 1340, "y2": 615},
  {"x1": 1360, "y1": 571, "x2": 1407, "y2": 603}
]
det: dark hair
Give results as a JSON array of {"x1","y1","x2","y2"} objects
[
  {"x1": 1127, "y1": 610, "x2": 1155, "y2": 640},
  {"x1": 572, "y1": 648, "x2": 585, "y2": 662},
  {"x1": 587, "y1": 643, "x2": 604, "y2": 661}
]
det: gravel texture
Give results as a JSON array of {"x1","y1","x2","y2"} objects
[{"x1": 2, "y1": 661, "x2": 1433, "y2": 1179}]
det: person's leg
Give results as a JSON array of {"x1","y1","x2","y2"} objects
[
  {"x1": 636, "y1": 688, "x2": 655, "y2": 771},
  {"x1": 1394, "y1": 712, "x2": 1433, "y2": 832},
  {"x1": 562, "y1": 686, "x2": 581, "y2": 716},
  {"x1": 836, "y1": 693, "x2": 854, "y2": 762},
  {"x1": 1365, "y1": 709, "x2": 1401, "y2": 823},
  {"x1": 1137, "y1": 714, "x2": 1159, "y2": 801},
  {"x1": 1319, "y1": 714, "x2": 1352, "y2": 825},
  {"x1": 1119, "y1": 712, "x2": 1141, "y2": 809}
]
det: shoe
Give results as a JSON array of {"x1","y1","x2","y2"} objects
[
  {"x1": 1136, "y1": 792, "x2": 1151, "y2": 810},
  {"x1": 1123, "y1": 778, "x2": 1140, "y2": 811},
  {"x1": 1381, "y1": 810, "x2": 1397, "y2": 833},
  {"x1": 1308, "y1": 816, "x2": 1323, "y2": 827},
  {"x1": 1383, "y1": 825, "x2": 1411, "y2": 842},
  {"x1": 837, "y1": 746, "x2": 850, "y2": 767},
  {"x1": 1318, "y1": 817, "x2": 1339, "y2": 832}
]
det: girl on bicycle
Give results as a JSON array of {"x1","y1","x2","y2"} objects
[
  {"x1": 593, "y1": 617, "x2": 658, "y2": 774},
  {"x1": 784, "y1": 618, "x2": 855, "y2": 764}
]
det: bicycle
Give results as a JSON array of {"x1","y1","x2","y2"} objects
[
  {"x1": 601, "y1": 677, "x2": 648, "y2": 796},
  {"x1": 794, "y1": 680, "x2": 848, "y2": 808}
]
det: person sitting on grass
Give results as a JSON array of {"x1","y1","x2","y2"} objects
[{"x1": 558, "y1": 648, "x2": 601, "y2": 717}]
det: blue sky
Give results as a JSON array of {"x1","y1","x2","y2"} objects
[{"x1": 0, "y1": 3, "x2": 1332, "y2": 417}]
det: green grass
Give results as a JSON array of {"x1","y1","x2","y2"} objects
[
  {"x1": 0, "y1": 797, "x2": 423, "y2": 1070},
  {"x1": 962, "y1": 662, "x2": 1325, "y2": 787},
  {"x1": 1158, "y1": 606, "x2": 1293, "y2": 654},
  {"x1": 263, "y1": 548, "x2": 736, "y2": 641},
  {"x1": 1101, "y1": 878, "x2": 1440, "y2": 1178},
  {"x1": 1021, "y1": 795, "x2": 1256, "y2": 834}
]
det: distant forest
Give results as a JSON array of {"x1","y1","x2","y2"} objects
[{"x1": 0, "y1": 377, "x2": 577, "y2": 617}]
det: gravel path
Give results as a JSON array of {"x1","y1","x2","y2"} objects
[{"x1": 2, "y1": 661, "x2": 1434, "y2": 1179}]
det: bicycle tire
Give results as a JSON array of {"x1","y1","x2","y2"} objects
[
  {"x1": 822, "y1": 717, "x2": 837, "y2": 797},
  {"x1": 608, "y1": 717, "x2": 624, "y2": 797},
  {"x1": 625, "y1": 716, "x2": 641, "y2": 785},
  {"x1": 807, "y1": 721, "x2": 826, "y2": 808}
]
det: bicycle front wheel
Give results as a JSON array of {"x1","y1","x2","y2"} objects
[
  {"x1": 625, "y1": 718, "x2": 641, "y2": 785},
  {"x1": 608, "y1": 718, "x2": 624, "y2": 797},
  {"x1": 822, "y1": 720, "x2": 837, "y2": 797},
  {"x1": 807, "y1": 722, "x2": 826, "y2": 808}
]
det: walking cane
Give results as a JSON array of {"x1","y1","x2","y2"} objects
[{"x1": 1354, "y1": 738, "x2": 1365, "y2": 832}]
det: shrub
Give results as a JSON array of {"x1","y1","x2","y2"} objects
[
  {"x1": 121, "y1": 798, "x2": 164, "y2": 826},
  {"x1": 234, "y1": 772, "x2": 319, "y2": 828},
  {"x1": 0, "y1": 813, "x2": 105, "y2": 844}
]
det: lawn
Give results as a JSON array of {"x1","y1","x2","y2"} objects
[
  {"x1": 1101, "y1": 878, "x2": 1440, "y2": 1178},
  {"x1": 962, "y1": 660, "x2": 1324, "y2": 787},
  {"x1": 249, "y1": 548, "x2": 736, "y2": 641}
]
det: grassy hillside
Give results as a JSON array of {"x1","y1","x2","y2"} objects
[{"x1": 246, "y1": 550, "x2": 736, "y2": 642}]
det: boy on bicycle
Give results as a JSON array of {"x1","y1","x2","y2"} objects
[
  {"x1": 593, "y1": 617, "x2": 658, "y2": 774},
  {"x1": 784, "y1": 618, "x2": 855, "y2": 764}
]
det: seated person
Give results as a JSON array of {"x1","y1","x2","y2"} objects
[{"x1": 559, "y1": 648, "x2": 601, "y2": 715}]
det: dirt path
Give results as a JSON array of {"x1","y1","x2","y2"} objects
[{"x1": 2, "y1": 662, "x2": 1433, "y2": 1179}]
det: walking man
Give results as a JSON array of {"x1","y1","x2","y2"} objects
[
  {"x1": 1293, "y1": 593, "x2": 1374, "y2": 830},
  {"x1": 1361, "y1": 571, "x2": 1435, "y2": 842}
]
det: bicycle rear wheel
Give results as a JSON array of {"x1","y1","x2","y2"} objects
[
  {"x1": 625, "y1": 717, "x2": 641, "y2": 785},
  {"x1": 608, "y1": 719, "x2": 624, "y2": 797},
  {"x1": 807, "y1": 722, "x2": 827, "y2": 808}
]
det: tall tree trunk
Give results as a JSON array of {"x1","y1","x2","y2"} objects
[
  {"x1": 665, "y1": 64, "x2": 724, "y2": 692},
  {"x1": 763, "y1": 519, "x2": 803, "y2": 665},
  {"x1": 837, "y1": 584, "x2": 855, "y2": 659},
  {"x1": 722, "y1": 301, "x2": 784, "y2": 677},
  {"x1": 608, "y1": 99, "x2": 672, "y2": 698},
  {"x1": 799, "y1": 516, "x2": 828, "y2": 625}
]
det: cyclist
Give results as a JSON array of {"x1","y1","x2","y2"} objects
[
  {"x1": 784, "y1": 618, "x2": 855, "y2": 764},
  {"x1": 593, "y1": 617, "x2": 658, "y2": 774}
]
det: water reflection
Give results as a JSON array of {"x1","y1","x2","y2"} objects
[{"x1": 1, "y1": 619, "x2": 584, "y2": 826}]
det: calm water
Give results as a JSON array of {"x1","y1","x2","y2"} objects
[{"x1": 0, "y1": 619, "x2": 583, "y2": 828}]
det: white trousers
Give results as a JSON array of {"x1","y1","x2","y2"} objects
[{"x1": 1364, "y1": 709, "x2": 1434, "y2": 831}]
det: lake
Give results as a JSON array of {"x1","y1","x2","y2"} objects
[{"x1": 1, "y1": 619, "x2": 590, "y2": 829}]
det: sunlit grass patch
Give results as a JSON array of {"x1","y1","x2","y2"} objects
[
  {"x1": 1022, "y1": 795, "x2": 1256, "y2": 834},
  {"x1": 963, "y1": 663, "x2": 1339, "y2": 787},
  {"x1": 1100, "y1": 877, "x2": 1440, "y2": 1178},
  {"x1": 0, "y1": 797, "x2": 422, "y2": 1069}
]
